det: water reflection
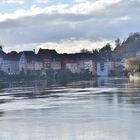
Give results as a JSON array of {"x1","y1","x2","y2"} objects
[{"x1": 0, "y1": 78, "x2": 139, "y2": 139}]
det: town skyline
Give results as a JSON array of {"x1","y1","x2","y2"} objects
[{"x1": 0, "y1": 0, "x2": 140, "y2": 53}]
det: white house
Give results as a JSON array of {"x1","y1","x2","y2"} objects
[
  {"x1": 0, "y1": 46, "x2": 6, "y2": 71},
  {"x1": 19, "y1": 51, "x2": 43, "y2": 74},
  {"x1": 2, "y1": 59, "x2": 20, "y2": 75},
  {"x1": 96, "y1": 61, "x2": 110, "y2": 77},
  {"x1": 1, "y1": 52, "x2": 20, "y2": 75}
]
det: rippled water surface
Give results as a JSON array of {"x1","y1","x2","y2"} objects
[{"x1": 0, "y1": 78, "x2": 140, "y2": 140}]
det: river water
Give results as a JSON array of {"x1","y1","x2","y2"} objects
[{"x1": 0, "y1": 78, "x2": 140, "y2": 140}]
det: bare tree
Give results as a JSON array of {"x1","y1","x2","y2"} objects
[
  {"x1": 80, "y1": 48, "x2": 91, "y2": 53},
  {"x1": 115, "y1": 38, "x2": 121, "y2": 48}
]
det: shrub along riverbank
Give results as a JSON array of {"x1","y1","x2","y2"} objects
[{"x1": 0, "y1": 69, "x2": 93, "y2": 85}]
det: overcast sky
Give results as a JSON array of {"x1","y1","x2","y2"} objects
[{"x1": 0, "y1": 0, "x2": 140, "y2": 53}]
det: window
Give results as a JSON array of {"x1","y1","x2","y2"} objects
[{"x1": 100, "y1": 62, "x2": 104, "y2": 71}]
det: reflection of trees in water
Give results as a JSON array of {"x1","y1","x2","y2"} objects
[
  {"x1": 90, "y1": 78, "x2": 140, "y2": 106},
  {"x1": 111, "y1": 78, "x2": 140, "y2": 106},
  {"x1": 123, "y1": 80, "x2": 140, "y2": 105}
]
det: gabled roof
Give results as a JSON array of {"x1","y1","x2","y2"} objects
[
  {"x1": 3, "y1": 51, "x2": 21, "y2": 61},
  {"x1": 38, "y1": 48, "x2": 60, "y2": 60},
  {"x1": 61, "y1": 53, "x2": 107, "y2": 62},
  {"x1": 22, "y1": 51, "x2": 42, "y2": 62}
]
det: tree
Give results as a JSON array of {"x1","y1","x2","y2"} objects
[
  {"x1": 92, "y1": 49, "x2": 99, "y2": 55},
  {"x1": 99, "y1": 43, "x2": 112, "y2": 60},
  {"x1": 100, "y1": 43, "x2": 112, "y2": 52},
  {"x1": 115, "y1": 38, "x2": 121, "y2": 48},
  {"x1": 80, "y1": 48, "x2": 91, "y2": 53},
  {"x1": 125, "y1": 57, "x2": 140, "y2": 74}
]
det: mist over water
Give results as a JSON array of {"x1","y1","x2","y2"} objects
[{"x1": 0, "y1": 78, "x2": 140, "y2": 140}]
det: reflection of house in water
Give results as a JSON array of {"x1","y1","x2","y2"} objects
[{"x1": 97, "y1": 77, "x2": 109, "y2": 86}]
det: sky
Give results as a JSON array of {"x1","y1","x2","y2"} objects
[{"x1": 0, "y1": 0, "x2": 140, "y2": 53}]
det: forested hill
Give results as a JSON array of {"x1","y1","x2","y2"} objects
[{"x1": 113, "y1": 33, "x2": 140, "y2": 60}]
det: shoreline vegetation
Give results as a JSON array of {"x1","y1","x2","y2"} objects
[
  {"x1": 0, "y1": 69, "x2": 128, "y2": 89},
  {"x1": 0, "y1": 73, "x2": 92, "y2": 89},
  {"x1": 0, "y1": 69, "x2": 93, "y2": 85},
  {"x1": 125, "y1": 57, "x2": 140, "y2": 80}
]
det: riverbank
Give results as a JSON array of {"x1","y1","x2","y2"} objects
[
  {"x1": 0, "y1": 70, "x2": 94, "y2": 88},
  {"x1": 129, "y1": 72, "x2": 140, "y2": 81}
]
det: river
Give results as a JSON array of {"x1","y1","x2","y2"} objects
[{"x1": 0, "y1": 78, "x2": 139, "y2": 140}]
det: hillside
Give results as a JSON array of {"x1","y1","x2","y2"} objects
[{"x1": 113, "y1": 33, "x2": 140, "y2": 60}]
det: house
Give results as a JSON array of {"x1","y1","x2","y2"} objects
[
  {"x1": 51, "y1": 61, "x2": 61, "y2": 70},
  {"x1": 38, "y1": 48, "x2": 59, "y2": 69},
  {"x1": 84, "y1": 60, "x2": 93, "y2": 73},
  {"x1": 66, "y1": 63, "x2": 78, "y2": 73},
  {"x1": 61, "y1": 52, "x2": 109, "y2": 76},
  {"x1": 77, "y1": 60, "x2": 84, "y2": 73},
  {"x1": 62, "y1": 58, "x2": 71, "y2": 71},
  {"x1": 19, "y1": 51, "x2": 43, "y2": 74},
  {"x1": 0, "y1": 46, "x2": 6, "y2": 71},
  {"x1": 1, "y1": 51, "x2": 21, "y2": 75},
  {"x1": 96, "y1": 61, "x2": 109, "y2": 76},
  {"x1": 82, "y1": 54, "x2": 111, "y2": 77},
  {"x1": 77, "y1": 60, "x2": 97, "y2": 76}
]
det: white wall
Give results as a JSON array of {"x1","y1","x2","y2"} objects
[
  {"x1": 84, "y1": 60, "x2": 93, "y2": 72},
  {"x1": 97, "y1": 62, "x2": 109, "y2": 77},
  {"x1": 35, "y1": 61, "x2": 43, "y2": 70},
  {"x1": 19, "y1": 53, "x2": 27, "y2": 73},
  {"x1": 1, "y1": 60, "x2": 10, "y2": 74}
]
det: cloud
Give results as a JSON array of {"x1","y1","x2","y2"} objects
[
  {"x1": 36, "y1": 39, "x2": 115, "y2": 53},
  {"x1": 36, "y1": 0, "x2": 48, "y2": 3},
  {"x1": 1, "y1": 0, "x2": 24, "y2": 4},
  {"x1": 4, "y1": 39, "x2": 115, "y2": 53},
  {"x1": 0, "y1": 0, "x2": 140, "y2": 52},
  {"x1": 75, "y1": 0, "x2": 87, "y2": 3}
]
